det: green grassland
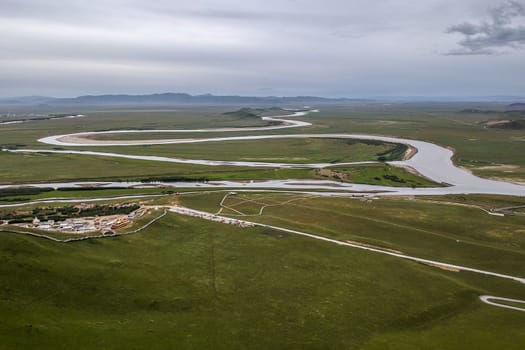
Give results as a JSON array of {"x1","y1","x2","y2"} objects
[
  {"x1": 0, "y1": 151, "x2": 309, "y2": 184},
  {"x1": 299, "y1": 105, "x2": 525, "y2": 182},
  {"x1": 1, "y1": 211, "x2": 524, "y2": 350},
  {"x1": 0, "y1": 187, "x2": 170, "y2": 203},
  {"x1": 0, "y1": 224, "x2": 88, "y2": 241},
  {"x1": 419, "y1": 194, "x2": 525, "y2": 210},
  {"x1": 0, "y1": 151, "x2": 436, "y2": 187},
  {"x1": 2, "y1": 104, "x2": 525, "y2": 349},
  {"x1": 1, "y1": 103, "x2": 524, "y2": 183},
  {"x1": 319, "y1": 163, "x2": 441, "y2": 187},
  {"x1": 179, "y1": 192, "x2": 525, "y2": 276},
  {"x1": 0, "y1": 107, "x2": 271, "y2": 149},
  {"x1": 83, "y1": 138, "x2": 403, "y2": 164}
]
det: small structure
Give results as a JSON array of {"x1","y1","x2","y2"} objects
[{"x1": 32, "y1": 217, "x2": 40, "y2": 227}]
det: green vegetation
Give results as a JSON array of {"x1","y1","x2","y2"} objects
[
  {"x1": 0, "y1": 186, "x2": 55, "y2": 198},
  {"x1": 223, "y1": 107, "x2": 260, "y2": 119},
  {"x1": 0, "y1": 187, "x2": 170, "y2": 204},
  {"x1": 0, "y1": 186, "x2": 161, "y2": 199},
  {"x1": 0, "y1": 203, "x2": 140, "y2": 223},
  {"x1": 419, "y1": 194, "x2": 525, "y2": 210},
  {"x1": 301, "y1": 105, "x2": 525, "y2": 182},
  {"x1": 0, "y1": 151, "x2": 308, "y2": 184},
  {"x1": 377, "y1": 143, "x2": 408, "y2": 161},
  {"x1": 0, "y1": 225, "x2": 85, "y2": 241},
  {"x1": 488, "y1": 119, "x2": 525, "y2": 130},
  {"x1": 0, "y1": 108, "x2": 272, "y2": 149},
  {"x1": 316, "y1": 164, "x2": 440, "y2": 187},
  {"x1": 1, "y1": 212, "x2": 525, "y2": 349},
  {"x1": 180, "y1": 192, "x2": 525, "y2": 276},
  {"x1": 2, "y1": 103, "x2": 525, "y2": 182},
  {"x1": 1, "y1": 104, "x2": 525, "y2": 348},
  {"x1": 222, "y1": 106, "x2": 287, "y2": 118},
  {"x1": 82, "y1": 137, "x2": 403, "y2": 164},
  {"x1": 0, "y1": 150, "x2": 435, "y2": 186}
]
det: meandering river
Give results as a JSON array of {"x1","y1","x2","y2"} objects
[{"x1": 3, "y1": 109, "x2": 525, "y2": 196}]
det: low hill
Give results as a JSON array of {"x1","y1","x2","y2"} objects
[
  {"x1": 223, "y1": 108, "x2": 260, "y2": 119},
  {"x1": 458, "y1": 108, "x2": 498, "y2": 114},
  {"x1": 490, "y1": 119, "x2": 525, "y2": 130},
  {"x1": 507, "y1": 103, "x2": 525, "y2": 111}
]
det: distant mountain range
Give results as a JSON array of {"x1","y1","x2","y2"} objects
[
  {"x1": 0, "y1": 93, "x2": 365, "y2": 107},
  {"x1": 1, "y1": 93, "x2": 523, "y2": 109},
  {"x1": 0, "y1": 96, "x2": 58, "y2": 105}
]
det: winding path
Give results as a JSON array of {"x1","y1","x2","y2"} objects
[{"x1": 479, "y1": 295, "x2": 525, "y2": 312}]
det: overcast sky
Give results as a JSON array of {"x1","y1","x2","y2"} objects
[{"x1": 1, "y1": 0, "x2": 525, "y2": 98}]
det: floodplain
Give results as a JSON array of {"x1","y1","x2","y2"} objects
[{"x1": 1, "y1": 103, "x2": 524, "y2": 349}]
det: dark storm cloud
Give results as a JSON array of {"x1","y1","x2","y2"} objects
[{"x1": 446, "y1": 0, "x2": 525, "y2": 55}]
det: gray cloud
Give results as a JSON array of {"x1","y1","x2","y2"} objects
[
  {"x1": 446, "y1": 0, "x2": 525, "y2": 55},
  {"x1": 0, "y1": 0, "x2": 524, "y2": 98}
]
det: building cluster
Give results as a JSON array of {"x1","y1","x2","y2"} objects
[
  {"x1": 169, "y1": 206, "x2": 254, "y2": 228},
  {"x1": 25, "y1": 206, "x2": 147, "y2": 234}
]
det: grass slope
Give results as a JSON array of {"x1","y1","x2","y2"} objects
[
  {"x1": 1, "y1": 213, "x2": 524, "y2": 349},
  {"x1": 180, "y1": 193, "x2": 525, "y2": 276}
]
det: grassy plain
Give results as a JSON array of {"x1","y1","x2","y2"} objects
[
  {"x1": 1, "y1": 104, "x2": 525, "y2": 349},
  {"x1": 0, "y1": 151, "x2": 309, "y2": 184},
  {"x1": 1, "y1": 103, "x2": 525, "y2": 184},
  {"x1": 1, "y1": 211, "x2": 525, "y2": 350},
  {"x1": 419, "y1": 194, "x2": 525, "y2": 210},
  {"x1": 320, "y1": 163, "x2": 440, "y2": 187},
  {"x1": 84, "y1": 137, "x2": 402, "y2": 163},
  {"x1": 300, "y1": 105, "x2": 525, "y2": 182},
  {"x1": 179, "y1": 192, "x2": 525, "y2": 276},
  {"x1": 0, "y1": 151, "x2": 437, "y2": 187},
  {"x1": 0, "y1": 187, "x2": 170, "y2": 203}
]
